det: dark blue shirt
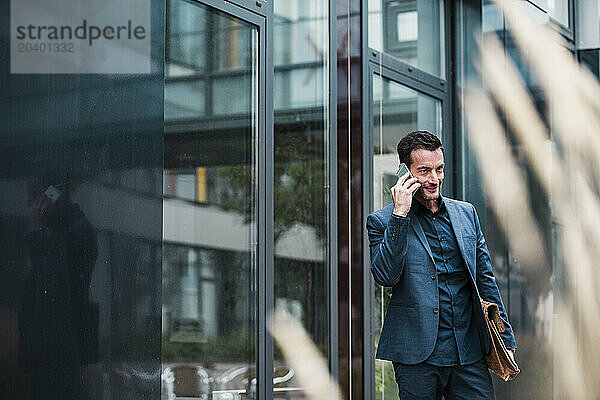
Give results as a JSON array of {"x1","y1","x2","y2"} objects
[{"x1": 412, "y1": 197, "x2": 483, "y2": 366}]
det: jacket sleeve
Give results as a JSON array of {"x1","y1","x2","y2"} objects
[
  {"x1": 366, "y1": 211, "x2": 410, "y2": 287},
  {"x1": 472, "y1": 204, "x2": 517, "y2": 349}
]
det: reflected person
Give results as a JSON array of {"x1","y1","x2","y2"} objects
[
  {"x1": 366, "y1": 131, "x2": 516, "y2": 399},
  {"x1": 19, "y1": 174, "x2": 98, "y2": 400}
]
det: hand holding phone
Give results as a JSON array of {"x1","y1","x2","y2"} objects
[
  {"x1": 30, "y1": 191, "x2": 51, "y2": 229},
  {"x1": 390, "y1": 163, "x2": 420, "y2": 217},
  {"x1": 44, "y1": 185, "x2": 62, "y2": 204}
]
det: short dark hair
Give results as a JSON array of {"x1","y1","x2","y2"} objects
[{"x1": 396, "y1": 130, "x2": 443, "y2": 167}]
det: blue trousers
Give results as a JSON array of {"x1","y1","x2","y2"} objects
[{"x1": 392, "y1": 358, "x2": 495, "y2": 400}]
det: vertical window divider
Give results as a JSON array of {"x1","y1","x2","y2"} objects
[
  {"x1": 261, "y1": 1, "x2": 274, "y2": 398},
  {"x1": 361, "y1": 1, "x2": 374, "y2": 398},
  {"x1": 362, "y1": 61, "x2": 376, "y2": 400},
  {"x1": 329, "y1": 0, "x2": 340, "y2": 389}
]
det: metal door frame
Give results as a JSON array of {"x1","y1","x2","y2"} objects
[{"x1": 167, "y1": 0, "x2": 273, "y2": 397}]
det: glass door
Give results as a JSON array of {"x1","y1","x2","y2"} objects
[
  {"x1": 162, "y1": 1, "x2": 264, "y2": 398},
  {"x1": 370, "y1": 72, "x2": 443, "y2": 400}
]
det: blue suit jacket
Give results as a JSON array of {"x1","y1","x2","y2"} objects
[{"x1": 366, "y1": 197, "x2": 516, "y2": 364}]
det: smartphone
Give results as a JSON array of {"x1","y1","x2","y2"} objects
[
  {"x1": 44, "y1": 185, "x2": 62, "y2": 204},
  {"x1": 396, "y1": 163, "x2": 417, "y2": 197},
  {"x1": 396, "y1": 163, "x2": 413, "y2": 180}
]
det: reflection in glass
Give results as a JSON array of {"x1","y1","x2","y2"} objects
[
  {"x1": 17, "y1": 175, "x2": 98, "y2": 399},
  {"x1": 458, "y1": 8, "x2": 556, "y2": 400},
  {"x1": 368, "y1": 0, "x2": 444, "y2": 77},
  {"x1": 579, "y1": 49, "x2": 600, "y2": 81},
  {"x1": 272, "y1": 0, "x2": 331, "y2": 397},
  {"x1": 163, "y1": 2, "x2": 258, "y2": 399},
  {"x1": 548, "y1": 0, "x2": 570, "y2": 28},
  {"x1": 483, "y1": 0, "x2": 503, "y2": 34},
  {"x1": 165, "y1": 0, "x2": 256, "y2": 121},
  {"x1": 499, "y1": 30, "x2": 554, "y2": 400},
  {"x1": 371, "y1": 75, "x2": 441, "y2": 400},
  {"x1": 1, "y1": 1, "x2": 164, "y2": 397},
  {"x1": 164, "y1": 81, "x2": 206, "y2": 120}
]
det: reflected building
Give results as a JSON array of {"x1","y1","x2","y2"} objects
[
  {"x1": 1, "y1": 0, "x2": 599, "y2": 399},
  {"x1": 161, "y1": 1, "x2": 330, "y2": 398}
]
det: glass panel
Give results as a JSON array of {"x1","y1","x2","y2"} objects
[
  {"x1": 579, "y1": 49, "x2": 600, "y2": 81},
  {"x1": 163, "y1": 2, "x2": 259, "y2": 400},
  {"x1": 548, "y1": 0, "x2": 570, "y2": 28},
  {"x1": 0, "y1": 5, "x2": 163, "y2": 400},
  {"x1": 165, "y1": 81, "x2": 206, "y2": 120},
  {"x1": 165, "y1": 0, "x2": 256, "y2": 121},
  {"x1": 272, "y1": 0, "x2": 331, "y2": 397},
  {"x1": 274, "y1": 68, "x2": 326, "y2": 110},
  {"x1": 167, "y1": 0, "x2": 208, "y2": 75},
  {"x1": 371, "y1": 75, "x2": 441, "y2": 400},
  {"x1": 372, "y1": 75, "x2": 441, "y2": 211},
  {"x1": 501, "y1": 24, "x2": 554, "y2": 400},
  {"x1": 576, "y1": 1, "x2": 600, "y2": 50},
  {"x1": 520, "y1": 1, "x2": 551, "y2": 24},
  {"x1": 483, "y1": 0, "x2": 503, "y2": 33},
  {"x1": 459, "y1": 6, "x2": 556, "y2": 400},
  {"x1": 212, "y1": 77, "x2": 252, "y2": 115},
  {"x1": 369, "y1": 0, "x2": 444, "y2": 77}
]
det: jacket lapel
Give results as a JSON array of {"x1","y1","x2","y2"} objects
[
  {"x1": 445, "y1": 198, "x2": 476, "y2": 280},
  {"x1": 408, "y1": 208, "x2": 435, "y2": 266}
]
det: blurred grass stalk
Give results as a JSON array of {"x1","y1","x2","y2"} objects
[
  {"x1": 269, "y1": 308, "x2": 342, "y2": 400},
  {"x1": 464, "y1": 0, "x2": 600, "y2": 398}
]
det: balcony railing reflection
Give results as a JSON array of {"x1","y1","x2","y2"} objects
[{"x1": 161, "y1": 364, "x2": 298, "y2": 399}]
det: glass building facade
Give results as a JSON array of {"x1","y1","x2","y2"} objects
[{"x1": 1, "y1": 0, "x2": 599, "y2": 399}]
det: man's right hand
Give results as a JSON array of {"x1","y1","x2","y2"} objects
[
  {"x1": 391, "y1": 172, "x2": 420, "y2": 217},
  {"x1": 30, "y1": 194, "x2": 51, "y2": 229}
]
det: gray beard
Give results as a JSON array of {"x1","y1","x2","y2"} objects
[{"x1": 415, "y1": 183, "x2": 442, "y2": 201}]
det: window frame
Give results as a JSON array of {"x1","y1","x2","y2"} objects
[
  {"x1": 165, "y1": 0, "x2": 342, "y2": 397},
  {"x1": 527, "y1": 0, "x2": 575, "y2": 41},
  {"x1": 163, "y1": 0, "x2": 273, "y2": 397}
]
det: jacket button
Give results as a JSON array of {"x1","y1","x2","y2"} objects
[
  {"x1": 433, "y1": 308, "x2": 439, "y2": 314},
  {"x1": 431, "y1": 273, "x2": 436, "y2": 280}
]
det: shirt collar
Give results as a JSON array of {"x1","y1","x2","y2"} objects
[{"x1": 413, "y1": 195, "x2": 445, "y2": 216}]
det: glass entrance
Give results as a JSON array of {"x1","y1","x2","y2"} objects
[
  {"x1": 371, "y1": 74, "x2": 442, "y2": 400},
  {"x1": 162, "y1": 1, "x2": 261, "y2": 398}
]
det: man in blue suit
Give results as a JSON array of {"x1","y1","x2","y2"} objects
[{"x1": 367, "y1": 131, "x2": 516, "y2": 399}]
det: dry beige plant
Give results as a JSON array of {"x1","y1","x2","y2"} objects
[
  {"x1": 464, "y1": 0, "x2": 600, "y2": 398},
  {"x1": 269, "y1": 308, "x2": 343, "y2": 400}
]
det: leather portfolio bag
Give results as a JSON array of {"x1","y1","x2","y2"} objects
[{"x1": 480, "y1": 299, "x2": 520, "y2": 381}]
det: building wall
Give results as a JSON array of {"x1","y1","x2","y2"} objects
[{"x1": 0, "y1": 0, "x2": 165, "y2": 398}]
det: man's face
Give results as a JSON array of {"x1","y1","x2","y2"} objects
[{"x1": 407, "y1": 148, "x2": 444, "y2": 201}]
